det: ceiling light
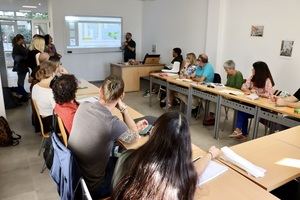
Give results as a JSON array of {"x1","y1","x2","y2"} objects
[
  {"x1": 19, "y1": 10, "x2": 32, "y2": 13},
  {"x1": 22, "y1": 5, "x2": 37, "y2": 9},
  {"x1": 38, "y1": 3, "x2": 41, "y2": 6}
]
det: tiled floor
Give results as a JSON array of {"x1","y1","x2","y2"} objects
[{"x1": 0, "y1": 86, "x2": 267, "y2": 199}]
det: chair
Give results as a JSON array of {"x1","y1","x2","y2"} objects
[
  {"x1": 32, "y1": 100, "x2": 50, "y2": 156},
  {"x1": 56, "y1": 116, "x2": 68, "y2": 147},
  {"x1": 161, "y1": 61, "x2": 180, "y2": 73}
]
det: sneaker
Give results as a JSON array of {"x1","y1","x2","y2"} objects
[{"x1": 143, "y1": 92, "x2": 150, "y2": 97}]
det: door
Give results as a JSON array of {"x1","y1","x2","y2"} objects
[{"x1": 32, "y1": 20, "x2": 50, "y2": 36}]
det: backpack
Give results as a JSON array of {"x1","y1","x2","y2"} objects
[{"x1": 0, "y1": 116, "x2": 21, "y2": 146}]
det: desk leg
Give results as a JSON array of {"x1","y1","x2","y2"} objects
[
  {"x1": 252, "y1": 106, "x2": 260, "y2": 140},
  {"x1": 166, "y1": 82, "x2": 170, "y2": 110},
  {"x1": 186, "y1": 87, "x2": 192, "y2": 122},
  {"x1": 214, "y1": 96, "x2": 222, "y2": 139},
  {"x1": 204, "y1": 100, "x2": 209, "y2": 119},
  {"x1": 149, "y1": 76, "x2": 153, "y2": 107}
]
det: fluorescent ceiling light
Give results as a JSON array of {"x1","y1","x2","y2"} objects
[
  {"x1": 22, "y1": 5, "x2": 37, "y2": 9},
  {"x1": 19, "y1": 10, "x2": 32, "y2": 13}
]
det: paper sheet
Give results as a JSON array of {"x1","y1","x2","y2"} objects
[
  {"x1": 219, "y1": 89, "x2": 244, "y2": 95},
  {"x1": 221, "y1": 146, "x2": 266, "y2": 178},
  {"x1": 246, "y1": 93, "x2": 259, "y2": 100},
  {"x1": 198, "y1": 160, "x2": 228, "y2": 186},
  {"x1": 76, "y1": 96, "x2": 99, "y2": 103}
]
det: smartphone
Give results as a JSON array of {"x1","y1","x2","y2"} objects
[{"x1": 139, "y1": 125, "x2": 153, "y2": 136}]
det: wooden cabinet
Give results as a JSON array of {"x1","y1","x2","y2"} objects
[{"x1": 110, "y1": 63, "x2": 164, "y2": 92}]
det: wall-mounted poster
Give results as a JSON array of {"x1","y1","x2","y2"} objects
[
  {"x1": 280, "y1": 40, "x2": 294, "y2": 57},
  {"x1": 250, "y1": 25, "x2": 264, "y2": 37}
]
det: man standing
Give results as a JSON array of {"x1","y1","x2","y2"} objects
[{"x1": 123, "y1": 32, "x2": 136, "y2": 62}]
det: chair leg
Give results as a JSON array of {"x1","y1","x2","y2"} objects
[
  {"x1": 40, "y1": 161, "x2": 47, "y2": 173},
  {"x1": 221, "y1": 107, "x2": 230, "y2": 131},
  {"x1": 38, "y1": 137, "x2": 45, "y2": 156}
]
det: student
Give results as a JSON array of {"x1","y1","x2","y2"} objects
[
  {"x1": 12, "y1": 34, "x2": 29, "y2": 99},
  {"x1": 192, "y1": 54, "x2": 214, "y2": 83},
  {"x1": 180, "y1": 52, "x2": 197, "y2": 78},
  {"x1": 224, "y1": 60, "x2": 244, "y2": 89},
  {"x1": 274, "y1": 89, "x2": 300, "y2": 108},
  {"x1": 44, "y1": 34, "x2": 57, "y2": 57},
  {"x1": 230, "y1": 61, "x2": 275, "y2": 139},
  {"x1": 27, "y1": 36, "x2": 45, "y2": 80},
  {"x1": 123, "y1": 32, "x2": 136, "y2": 62},
  {"x1": 49, "y1": 53, "x2": 69, "y2": 75},
  {"x1": 112, "y1": 111, "x2": 220, "y2": 200},
  {"x1": 52, "y1": 74, "x2": 79, "y2": 134},
  {"x1": 165, "y1": 48, "x2": 184, "y2": 69},
  {"x1": 31, "y1": 61, "x2": 57, "y2": 133},
  {"x1": 68, "y1": 75, "x2": 148, "y2": 199}
]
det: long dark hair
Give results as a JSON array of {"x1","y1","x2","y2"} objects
[
  {"x1": 113, "y1": 111, "x2": 198, "y2": 200},
  {"x1": 12, "y1": 34, "x2": 24, "y2": 47},
  {"x1": 251, "y1": 61, "x2": 275, "y2": 88}
]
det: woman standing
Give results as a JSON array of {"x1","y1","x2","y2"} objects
[
  {"x1": 27, "y1": 35, "x2": 45, "y2": 81},
  {"x1": 44, "y1": 34, "x2": 57, "y2": 57},
  {"x1": 230, "y1": 61, "x2": 275, "y2": 139}
]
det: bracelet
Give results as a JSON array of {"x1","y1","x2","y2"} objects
[
  {"x1": 208, "y1": 151, "x2": 214, "y2": 160},
  {"x1": 120, "y1": 105, "x2": 127, "y2": 113}
]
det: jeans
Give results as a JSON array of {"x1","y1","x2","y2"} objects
[
  {"x1": 91, "y1": 156, "x2": 118, "y2": 199},
  {"x1": 235, "y1": 111, "x2": 253, "y2": 135}
]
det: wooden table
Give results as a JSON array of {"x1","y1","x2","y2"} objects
[
  {"x1": 269, "y1": 125, "x2": 300, "y2": 149},
  {"x1": 76, "y1": 79, "x2": 99, "y2": 98},
  {"x1": 220, "y1": 136, "x2": 300, "y2": 191},
  {"x1": 194, "y1": 160, "x2": 279, "y2": 199},
  {"x1": 111, "y1": 63, "x2": 164, "y2": 92}
]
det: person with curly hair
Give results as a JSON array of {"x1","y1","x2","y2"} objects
[{"x1": 52, "y1": 74, "x2": 79, "y2": 134}]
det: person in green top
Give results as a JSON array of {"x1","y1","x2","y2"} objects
[{"x1": 223, "y1": 60, "x2": 244, "y2": 89}]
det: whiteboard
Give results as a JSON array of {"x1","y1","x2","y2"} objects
[{"x1": 64, "y1": 16, "x2": 123, "y2": 54}]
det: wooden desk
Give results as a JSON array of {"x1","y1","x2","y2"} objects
[
  {"x1": 76, "y1": 79, "x2": 99, "y2": 98},
  {"x1": 221, "y1": 136, "x2": 300, "y2": 191},
  {"x1": 269, "y1": 125, "x2": 300, "y2": 149},
  {"x1": 111, "y1": 63, "x2": 164, "y2": 92},
  {"x1": 195, "y1": 160, "x2": 279, "y2": 200}
]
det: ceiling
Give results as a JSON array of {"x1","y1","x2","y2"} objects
[{"x1": 0, "y1": 0, "x2": 48, "y2": 13}]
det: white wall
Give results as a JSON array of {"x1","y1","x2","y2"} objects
[
  {"x1": 0, "y1": 74, "x2": 6, "y2": 118},
  {"x1": 49, "y1": 0, "x2": 143, "y2": 81},
  {"x1": 220, "y1": 0, "x2": 300, "y2": 92},
  {"x1": 142, "y1": 0, "x2": 208, "y2": 64}
]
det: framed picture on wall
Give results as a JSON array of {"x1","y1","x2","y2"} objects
[
  {"x1": 250, "y1": 25, "x2": 264, "y2": 37},
  {"x1": 280, "y1": 40, "x2": 294, "y2": 57}
]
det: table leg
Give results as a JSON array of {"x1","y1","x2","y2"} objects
[
  {"x1": 214, "y1": 96, "x2": 222, "y2": 139},
  {"x1": 252, "y1": 106, "x2": 260, "y2": 139},
  {"x1": 186, "y1": 87, "x2": 192, "y2": 122},
  {"x1": 149, "y1": 76, "x2": 153, "y2": 107}
]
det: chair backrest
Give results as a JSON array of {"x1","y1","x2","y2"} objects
[
  {"x1": 172, "y1": 61, "x2": 180, "y2": 72},
  {"x1": 56, "y1": 116, "x2": 68, "y2": 147},
  {"x1": 32, "y1": 99, "x2": 47, "y2": 137},
  {"x1": 213, "y1": 73, "x2": 221, "y2": 83}
]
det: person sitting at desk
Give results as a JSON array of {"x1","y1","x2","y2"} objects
[
  {"x1": 68, "y1": 75, "x2": 148, "y2": 199},
  {"x1": 274, "y1": 88, "x2": 300, "y2": 108},
  {"x1": 165, "y1": 47, "x2": 183, "y2": 70},
  {"x1": 52, "y1": 74, "x2": 79, "y2": 134},
  {"x1": 191, "y1": 54, "x2": 214, "y2": 83},
  {"x1": 112, "y1": 111, "x2": 221, "y2": 200},
  {"x1": 224, "y1": 60, "x2": 244, "y2": 89},
  {"x1": 230, "y1": 61, "x2": 275, "y2": 139}
]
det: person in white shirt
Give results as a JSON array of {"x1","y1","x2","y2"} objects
[{"x1": 32, "y1": 60, "x2": 57, "y2": 132}]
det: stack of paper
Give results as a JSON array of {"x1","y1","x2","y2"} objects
[
  {"x1": 77, "y1": 96, "x2": 99, "y2": 104},
  {"x1": 198, "y1": 160, "x2": 228, "y2": 186},
  {"x1": 221, "y1": 146, "x2": 266, "y2": 178}
]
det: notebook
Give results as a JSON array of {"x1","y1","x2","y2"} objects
[{"x1": 197, "y1": 160, "x2": 228, "y2": 186}]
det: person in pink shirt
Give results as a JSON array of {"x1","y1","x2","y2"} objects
[
  {"x1": 52, "y1": 74, "x2": 79, "y2": 135},
  {"x1": 230, "y1": 61, "x2": 275, "y2": 139}
]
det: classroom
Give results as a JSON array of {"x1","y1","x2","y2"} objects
[{"x1": 0, "y1": 0, "x2": 300, "y2": 199}]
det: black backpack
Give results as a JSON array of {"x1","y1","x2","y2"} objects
[{"x1": 0, "y1": 116, "x2": 21, "y2": 146}]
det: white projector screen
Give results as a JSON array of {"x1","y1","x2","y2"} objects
[{"x1": 65, "y1": 16, "x2": 122, "y2": 53}]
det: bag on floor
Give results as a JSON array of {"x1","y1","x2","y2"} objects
[{"x1": 0, "y1": 116, "x2": 21, "y2": 146}]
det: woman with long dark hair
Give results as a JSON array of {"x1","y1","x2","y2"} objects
[
  {"x1": 230, "y1": 61, "x2": 275, "y2": 139},
  {"x1": 12, "y1": 34, "x2": 29, "y2": 99},
  {"x1": 112, "y1": 111, "x2": 220, "y2": 200}
]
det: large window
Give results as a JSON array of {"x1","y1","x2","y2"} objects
[{"x1": 65, "y1": 16, "x2": 122, "y2": 53}]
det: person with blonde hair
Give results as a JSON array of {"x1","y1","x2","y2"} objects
[
  {"x1": 27, "y1": 35, "x2": 45, "y2": 80},
  {"x1": 180, "y1": 52, "x2": 197, "y2": 78},
  {"x1": 68, "y1": 75, "x2": 149, "y2": 199},
  {"x1": 31, "y1": 60, "x2": 57, "y2": 133}
]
